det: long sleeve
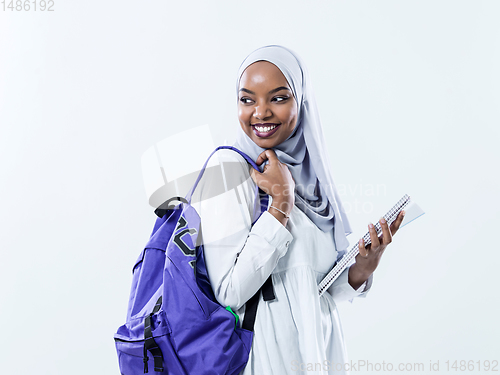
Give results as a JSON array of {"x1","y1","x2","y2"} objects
[
  {"x1": 190, "y1": 149, "x2": 293, "y2": 311},
  {"x1": 326, "y1": 263, "x2": 373, "y2": 304}
]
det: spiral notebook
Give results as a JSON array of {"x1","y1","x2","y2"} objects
[{"x1": 318, "y1": 194, "x2": 424, "y2": 296}]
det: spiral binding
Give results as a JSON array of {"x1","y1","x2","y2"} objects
[{"x1": 318, "y1": 194, "x2": 411, "y2": 296}]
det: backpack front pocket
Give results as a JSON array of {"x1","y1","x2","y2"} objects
[{"x1": 115, "y1": 333, "x2": 188, "y2": 375}]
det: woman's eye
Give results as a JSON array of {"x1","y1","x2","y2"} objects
[
  {"x1": 273, "y1": 96, "x2": 289, "y2": 103},
  {"x1": 239, "y1": 97, "x2": 253, "y2": 104}
]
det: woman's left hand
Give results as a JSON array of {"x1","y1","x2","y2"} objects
[{"x1": 348, "y1": 211, "x2": 405, "y2": 290}]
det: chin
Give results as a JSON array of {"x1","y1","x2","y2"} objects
[{"x1": 256, "y1": 139, "x2": 280, "y2": 149}]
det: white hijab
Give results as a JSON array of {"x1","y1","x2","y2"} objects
[{"x1": 233, "y1": 45, "x2": 353, "y2": 253}]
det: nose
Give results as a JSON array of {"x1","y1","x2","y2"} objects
[{"x1": 253, "y1": 103, "x2": 272, "y2": 120}]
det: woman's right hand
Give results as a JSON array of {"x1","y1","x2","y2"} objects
[{"x1": 249, "y1": 149, "x2": 295, "y2": 217}]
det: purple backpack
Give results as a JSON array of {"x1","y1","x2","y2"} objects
[{"x1": 114, "y1": 146, "x2": 273, "y2": 374}]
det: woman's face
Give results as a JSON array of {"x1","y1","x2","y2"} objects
[{"x1": 238, "y1": 61, "x2": 298, "y2": 149}]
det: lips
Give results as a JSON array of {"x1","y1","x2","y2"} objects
[{"x1": 252, "y1": 123, "x2": 280, "y2": 138}]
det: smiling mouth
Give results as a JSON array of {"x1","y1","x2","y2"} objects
[{"x1": 252, "y1": 123, "x2": 280, "y2": 138}]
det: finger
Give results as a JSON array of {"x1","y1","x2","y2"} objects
[
  {"x1": 379, "y1": 217, "x2": 392, "y2": 245},
  {"x1": 390, "y1": 210, "x2": 405, "y2": 236},
  {"x1": 358, "y1": 238, "x2": 368, "y2": 257},
  {"x1": 263, "y1": 149, "x2": 279, "y2": 165},
  {"x1": 255, "y1": 150, "x2": 269, "y2": 166},
  {"x1": 368, "y1": 223, "x2": 380, "y2": 249}
]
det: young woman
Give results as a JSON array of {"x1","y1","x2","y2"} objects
[{"x1": 191, "y1": 45, "x2": 404, "y2": 375}]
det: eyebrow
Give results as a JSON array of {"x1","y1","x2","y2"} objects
[{"x1": 239, "y1": 86, "x2": 291, "y2": 95}]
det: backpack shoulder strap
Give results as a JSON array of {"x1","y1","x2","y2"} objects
[
  {"x1": 242, "y1": 275, "x2": 275, "y2": 331},
  {"x1": 185, "y1": 146, "x2": 268, "y2": 223}
]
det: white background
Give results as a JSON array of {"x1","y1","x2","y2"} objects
[{"x1": 1, "y1": 1, "x2": 499, "y2": 374}]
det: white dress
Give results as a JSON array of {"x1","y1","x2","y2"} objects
[{"x1": 191, "y1": 149, "x2": 373, "y2": 375}]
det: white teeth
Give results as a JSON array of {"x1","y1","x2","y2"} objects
[{"x1": 255, "y1": 125, "x2": 277, "y2": 132}]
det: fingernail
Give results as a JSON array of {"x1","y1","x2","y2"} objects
[
  {"x1": 368, "y1": 223, "x2": 374, "y2": 229},
  {"x1": 380, "y1": 217, "x2": 386, "y2": 224},
  {"x1": 359, "y1": 239, "x2": 363, "y2": 246},
  {"x1": 401, "y1": 210, "x2": 405, "y2": 217}
]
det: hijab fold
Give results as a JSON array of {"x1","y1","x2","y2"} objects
[{"x1": 233, "y1": 45, "x2": 352, "y2": 253}]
